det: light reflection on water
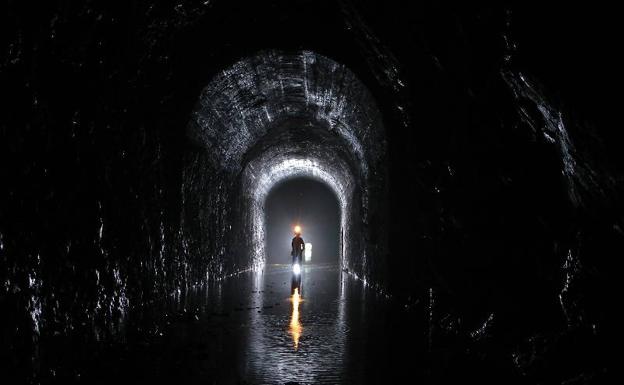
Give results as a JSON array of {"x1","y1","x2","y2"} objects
[
  {"x1": 93, "y1": 263, "x2": 404, "y2": 384},
  {"x1": 289, "y1": 288, "x2": 302, "y2": 350},
  {"x1": 242, "y1": 264, "x2": 348, "y2": 384}
]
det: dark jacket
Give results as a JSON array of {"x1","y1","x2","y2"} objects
[{"x1": 291, "y1": 235, "x2": 305, "y2": 258}]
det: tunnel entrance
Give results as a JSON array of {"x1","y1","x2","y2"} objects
[{"x1": 265, "y1": 177, "x2": 341, "y2": 265}]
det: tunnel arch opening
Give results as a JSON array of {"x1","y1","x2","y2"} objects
[
  {"x1": 264, "y1": 176, "x2": 341, "y2": 265},
  {"x1": 185, "y1": 50, "x2": 388, "y2": 284}
]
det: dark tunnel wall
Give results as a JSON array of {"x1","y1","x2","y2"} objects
[{"x1": 1, "y1": 1, "x2": 621, "y2": 382}]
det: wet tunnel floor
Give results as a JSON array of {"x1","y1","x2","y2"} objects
[
  {"x1": 75, "y1": 263, "x2": 427, "y2": 384},
  {"x1": 42, "y1": 264, "x2": 525, "y2": 385},
  {"x1": 194, "y1": 263, "x2": 399, "y2": 383}
]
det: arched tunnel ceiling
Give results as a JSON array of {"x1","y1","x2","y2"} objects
[
  {"x1": 188, "y1": 50, "x2": 386, "y2": 179},
  {"x1": 242, "y1": 120, "x2": 359, "y2": 207}
]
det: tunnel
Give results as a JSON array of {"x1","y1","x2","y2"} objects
[
  {"x1": 1, "y1": 2, "x2": 620, "y2": 384},
  {"x1": 184, "y1": 50, "x2": 388, "y2": 281}
]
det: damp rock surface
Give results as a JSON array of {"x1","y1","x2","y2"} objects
[{"x1": 1, "y1": 1, "x2": 619, "y2": 383}]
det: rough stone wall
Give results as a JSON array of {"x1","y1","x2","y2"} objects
[{"x1": 1, "y1": 1, "x2": 619, "y2": 382}]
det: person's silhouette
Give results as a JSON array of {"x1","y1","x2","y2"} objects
[{"x1": 291, "y1": 225, "x2": 305, "y2": 264}]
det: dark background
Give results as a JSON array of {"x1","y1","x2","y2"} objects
[{"x1": 1, "y1": 1, "x2": 620, "y2": 383}]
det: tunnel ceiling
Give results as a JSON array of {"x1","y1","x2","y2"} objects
[
  {"x1": 242, "y1": 119, "x2": 359, "y2": 205},
  {"x1": 188, "y1": 50, "x2": 386, "y2": 179}
]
